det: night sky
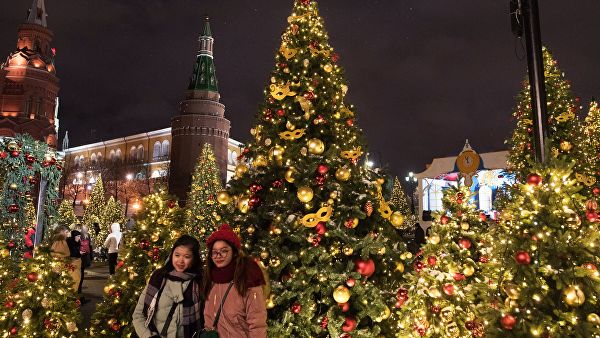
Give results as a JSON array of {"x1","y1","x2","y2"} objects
[{"x1": 1, "y1": 1, "x2": 599, "y2": 179}]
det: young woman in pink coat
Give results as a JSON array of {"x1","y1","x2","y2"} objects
[{"x1": 201, "y1": 224, "x2": 267, "y2": 338}]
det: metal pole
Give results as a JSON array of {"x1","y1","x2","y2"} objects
[{"x1": 521, "y1": 0, "x2": 549, "y2": 162}]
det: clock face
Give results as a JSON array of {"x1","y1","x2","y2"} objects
[{"x1": 456, "y1": 150, "x2": 480, "y2": 173}]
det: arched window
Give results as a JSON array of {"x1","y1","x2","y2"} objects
[
  {"x1": 115, "y1": 149, "x2": 122, "y2": 159},
  {"x1": 161, "y1": 140, "x2": 170, "y2": 158},
  {"x1": 479, "y1": 185, "x2": 493, "y2": 212},
  {"x1": 152, "y1": 141, "x2": 161, "y2": 161},
  {"x1": 137, "y1": 145, "x2": 144, "y2": 161},
  {"x1": 74, "y1": 155, "x2": 80, "y2": 165},
  {"x1": 97, "y1": 152, "x2": 103, "y2": 163},
  {"x1": 109, "y1": 150, "x2": 115, "y2": 161},
  {"x1": 130, "y1": 146, "x2": 137, "y2": 161},
  {"x1": 90, "y1": 153, "x2": 97, "y2": 164}
]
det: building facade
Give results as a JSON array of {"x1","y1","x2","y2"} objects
[{"x1": 0, "y1": 0, "x2": 59, "y2": 147}]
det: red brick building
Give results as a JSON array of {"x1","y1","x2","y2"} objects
[{"x1": 0, "y1": 0, "x2": 59, "y2": 147}]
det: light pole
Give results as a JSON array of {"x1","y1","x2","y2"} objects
[
  {"x1": 405, "y1": 172, "x2": 418, "y2": 214},
  {"x1": 124, "y1": 173, "x2": 133, "y2": 217}
]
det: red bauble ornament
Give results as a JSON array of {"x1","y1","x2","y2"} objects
[
  {"x1": 413, "y1": 260, "x2": 425, "y2": 273},
  {"x1": 304, "y1": 91, "x2": 315, "y2": 100},
  {"x1": 346, "y1": 119, "x2": 354, "y2": 126},
  {"x1": 526, "y1": 173, "x2": 542, "y2": 186},
  {"x1": 331, "y1": 53, "x2": 340, "y2": 63},
  {"x1": 443, "y1": 283, "x2": 455, "y2": 296},
  {"x1": 278, "y1": 63, "x2": 287, "y2": 69},
  {"x1": 272, "y1": 179, "x2": 283, "y2": 188},
  {"x1": 346, "y1": 278, "x2": 355, "y2": 287},
  {"x1": 342, "y1": 316, "x2": 357, "y2": 332},
  {"x1": 427, "y1": 256, "x2": 437, "y2": 266},
  {"x1": 0, "y1": 151, "x2": 7, "y2": 159},
  {"x1": 315, "y1": 222, "x2": 327, "y2": 235},
  {"x1": 26, "y1": 271, "x2": 39, "y2": 282},
  {"x1": 338, "y1": 302, "x2": 350, "y2": 312},
  {"x1": 9, "y1": 327, "x2": 17, "y2": 335},
  {"x1": 4, "y1": 300, "x2": 14, "y2": 309},
  {"x1": 7, "y1": 240, "x2": 15, "y2": 249},
  {"x1": 458, "y1": 238, "x2": 472, "y2": 249},
  {"x1": 500, "y1": 314, "x2": 517, "y2": 330},
  {"x1": 354, "y1": 259, "x2": 375, "y2": 278},
  {"x1": 397, "y1": 288, "x2": 408, "y2": 300},
  {"x1": 315, "y1": 174, "x2": 326, "y2": 186},
  {"x1": 311, "y1": 235, "x2": 322, "y2": 247},
  {"x1": 139, "y1": 240, "x2": 150, "y2": 250},
  {"x1": 316, "y1": 164, "x2": 329, "y2": 175},
  {"x1": 583, "y1": 263, "x2": 597, "y2": 270},
  {"x1": 291, "y1": 302, "x2": 302, "y2": 314},
  {"x1": 167, "y1": 200, "x2": 177, "y2": 208},
  {"x1": 394, "y1": 299, "x2": 405, "y2": 308},
  {"x1": 25, "y1": 154, "x2": 35, "y2": 164},
  {"x1": 440, "y1": 215, "x2": 450, "y2": 224},
  {"x1": 586, "y1": 211, "x2": 599, "y2": 222},
  {"x1": 593, "y1": 187, "x2": 600, "y2": 196},
  {"x1": 75, "y1": 299, "x2": 82, "y2": 307},
  {"x1": 276, "y1": 109, "x2": 285, "y2": 117},
  {"x1": 10, "y1": 150, "x2": 19, "y2": 157},
  {"x1": 515, "y1": 251, "x2": 531, "y2": 265},
  {"x1": 248, "y1": 195, "x2": 261, "y2": 208},
  {"x1": 453, "y1": 273, "x2": 466, "y2": 281},
  {"x1": 416, "y1": 326, "x2": 427, "y2": 336},
  {"x1": 7, "y1": 204, "x2": 19, "y2": 213},
  {"x1": 479, "y1": 256, "x2": 489, "y2": 263},
  {"x1": 456, "y1": 198, "x2": 463, "y2": 204},
  {"x1": 111, "y1": 322, "x2": 121, "y2": 331},
  {"x1": 249, "y1": 183, "x2": 263, "y2": 193},
  {"x1": 430, "y1": 305, "x2": 441, "y2": 314}
]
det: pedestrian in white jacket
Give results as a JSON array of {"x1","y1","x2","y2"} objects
[{"x1": 104, "y1": 222, "x2": 122, "y2": 274}]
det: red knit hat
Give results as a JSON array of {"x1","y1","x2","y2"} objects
[{"x1": 206, "y1": 223, "x2": 241, "y2": 250}]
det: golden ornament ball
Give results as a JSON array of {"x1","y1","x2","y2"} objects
[
  {"x1": 323, "y1": 63, "x2": 333, "y2": 72},
  {"x1": 237, "y1": 196, "x2": 250, "y2": 214},
  {"x1": 587, "y1": 313, "x2": 600, "y2": 324},
  {"x1": 253, "y1": 155, "x2": 268, "y2": 167},
  {"x1": 9, "y1": 183, "x2": 17, "y2": 190},
  {"x1": 330, "y1": 191, "x2": 338, "y2": 199},
  {"x1": 0, "y1": 249, "x2": 9, "y2": 258},
  {"x1": 297, "y1": 186, "x2": 314, "y2": 203},
  {"x1": 460, "y1": 222, "x2": 470, "y2": 230},
  {"x1": 247, "y1": 225, "x2": 255, "y2": 234},
  {"x1": 285, "y1": 167, "x2": 296, "y2": 183},
  {"x1": 266, "y1": 295, "x2": 275, "y2": 309},
  {"x1": 307, "y1": 138, "x2": 325, "y2": 155},
  {"x1": 150, "y1": 233, "x2": 159, "y2": 242},
  {"x1": 382, "y1": 306, "x2": 391, "y2": 319},
  {"x1": 343, "y1": 246, "x2": 354, "y2": 255},
  {"x1": 503, "y1": 282, "x2": 520, "y2": 300},
  {"x1": 395, "y1": 262, "x2": 405, "y2": 273},
  {"x1": 427, "y1": 287, "x2": 442, "y2": 298},
  {"x1": 563, "y1": 285, "x2": 585, "y2": 307},
  {"x1": 390, "y1": 211, "x2": 405, "y2": 228},
  {"x1": 260, "y1": 251, "x2": 269, "y2": 259},
  {"x1": 235, "y1": 163, "x2": 249, "y2": 177},
  {"x1": 463, "y1": 265, "x2": 475, "y2": 277},
  {"x1": 269, "y1": 145, "x2": 285, "y2": 165},
  {"x1": 332, "y1": 285, "x2": 351, "y2": 303},
  {"x1": 216, "y1": 191, "x2": 231, "y2": 205},
  {"x1": 41, "y1": 298, "x2": 51, "y2": 308},
  {"x1": 335, "y1": 167, "x2": 351, "y2": 181},
  {"x1": 560, "y1": 140, "x2": 573, "y2": 151},
  {"x1": 428, "y1": 234, "x2": 441, "y2": 245}
]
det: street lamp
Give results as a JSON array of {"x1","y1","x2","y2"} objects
[
  {"x1": 124, "y1": 173, "x2": 134, "y2": 216},
  {"x1": 405, "y1": 171, "x2": 418, "y2": 214}
]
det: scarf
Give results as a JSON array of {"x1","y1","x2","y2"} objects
[
  {"x1": 142, "y1": 270, "x2": 203, "y2": 337},
  {"x1": 211, "y1": 259, "x2": 266, "y2": 287}
]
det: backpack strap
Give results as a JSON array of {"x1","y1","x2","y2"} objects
[{"x1": 212, "y1": 281, "x2": 234, "y2": 328}]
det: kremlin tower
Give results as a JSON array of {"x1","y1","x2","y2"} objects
[
  {"x1": 0, "y1": 0, "x2": 59, "y2": 147},
  {"x1": 169, "y1": 17, "x2": 231, "y2": 202}
]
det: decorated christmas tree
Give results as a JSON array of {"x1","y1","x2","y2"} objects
[
  {"x1": 89, "y1": 192, "x2": 184, "y2": 337},
  {"x1": 389, "y1": 177, "x2": 417, "y2": 229},
  {"x1": 0, "y1": 135, "x2": 61, "y2": 257},
  {"x1": 396, "y1": 186, "x2": 495, "y2": 337},
  {"x1": 487, "y1": 161, "x2": 600, "y2": 336},
  {"x1": 583, "y1": 99, "x2": 600, "y2": 199},
  {"x1": 0, "y1": 246, "x2": 81, "y2": 336},
  {"x1": 506, "y1": 48, "x2": 590, "y2": 183},
  {"x1": 83, "y1": 175, "x2": 107, "y2": 244},
  {"x1": 219, "y1": 1, "x2": 409, "y2": 336},
  {"x1": 57, "y1": 199, "x2": 78, "y2": 228},
  {"x1": 185, "y1": 143, "x2": 224, "y2": 240},
  {"x1": 102, "y1": 196, "x2": 126, "y2": 232}
]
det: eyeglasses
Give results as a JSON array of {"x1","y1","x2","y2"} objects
[{"x1": 211, "y1": 248, "x2": 231, "y2": 258}]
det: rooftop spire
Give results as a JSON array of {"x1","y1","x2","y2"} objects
[
  {"x1": 188, "y1": 16, "x2": 218, "y2": 92},
  {"x1": 203, "y1": 15, "x2": 212, "y2": 37},
  {"x1": 26, "y1": 0, "x2": 48, "y2": 27}
]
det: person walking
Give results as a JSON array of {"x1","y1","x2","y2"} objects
[
  {"x1": 78, "y1": 224, "x2": 93, "y2": 299},
  {"x1": 201, "y1": 224, "x2": 267, "y2": 338},
  {"x1": 104, "y1": 222, "x2": 122, "y2": 275},
  {"x1": 132, "y1": 235, "x2": 204, "y2": 338},
  {"x1": 50, "y1": 225, "x2": 81, "y2": 292}
]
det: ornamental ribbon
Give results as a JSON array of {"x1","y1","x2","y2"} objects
[{"x1": 301, "y1": 205, "x2": 333, "y2": 227}]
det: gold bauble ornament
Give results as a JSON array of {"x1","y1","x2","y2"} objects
[
  {"x1": 150, "y1": 233, "x2": 159, "y2": 242},
  {"x1": 307, "y1": 138, "x2": 325, "y2": 155},
  {"x1": 390, "y1": 211, "x2": 405, "y2": 228},
  {"x1": 395, "y1": 262, "x2": 405, "y2": 273},
  {"x1": 216, "y1": 191, "x2": 231, "y2": 205},
  {"x1": 324, "y1": 64, "x2": 333, "y2": 72},
  {"x1": 587, "y1": 313, "x2": 600, "y2": 324},
  {"x1": 9, "y1": 183, "x2": 17, "y2": 190},
  {"x1": 560, "y1": 140, "x2": 573, "y2": 151},
  {"x1": 41, "y1": 297, "x2": 50, "y2": 308},
  {"x1": 335, "y1": 167, "x2": 351, "y2": 181},
  {"x1": 460, "y1": 222, "x2": 470, "y2": 230},
  {"x1": 463, "y1": 265, "x2": 475, "y2": 277},
  {"x1": 382, "y1": 306, "x2": 391, "y2": 319},
  {"x1": 22, "y1": 308, "x2": 32, "y2": 321},
  {"x1": 285, "y1": 167, "x2": 296, "y2": 183},
  {"x1": 427, "y1": 287, "x2": 441, "y2": 298},
  {"x1": 343, "y1": 246, "x2": 354, "y2": 255},
  {"x1": 247, "y1": 225, "x2": 255, "y2": 234},
  {"x1": 428, "y1": 234, "x2": 440, "y2": 245},
  {"x1": 260, "y1": 251, "x2": 269, "y2": 259},
  {"x1": 235, "y1": 163, "x2": 249, "y2": 177},
  {"x1": 66, "y1": 321, "x2": 78, "y2": 332},
  {"x1": 0, "y1": 249, "x2": 9, "y2": 258},
  {"x1": 503, "y1": 282, "x2": 520, "y2": 300},
  {"x1": 269, "y1": 145, "x2": 285, "y2": 166},
  {"x1": 7, "y1": 141, "x2": 18, "y2": 151},
  {"x1": 563, "y1": 285, "x2": 585, "y2": 307},
  {"x1": 332, "y1": 285, "x2": 351, "y2": 303},
  {"x1": 253, "y1": 155, "x2": 268, "y2": 167},
  {"x1": 297, "y1": 186, "x2": 314, "y2": 203},
  {"x1": 237, "y1": 196, "x2": 250, "y2": 214}
]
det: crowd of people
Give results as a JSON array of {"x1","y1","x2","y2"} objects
[{"x1": 49, "y1": 222, "x2": 268, "y2": 338}]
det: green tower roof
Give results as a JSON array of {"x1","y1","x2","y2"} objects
[{"x1": 188, "y1": 17, "x2": 218, "y2": 92}]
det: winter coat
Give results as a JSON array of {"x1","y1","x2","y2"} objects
[
  {"x1": 104, "y1": 223, "x2": 122, "y2": 254},
  {"x1": 203, "y1": 283, "x2": 267, "y2": 338},
  {"x1": 50, "y1": 240, "x2": 81, "y2": 292},
  {"x1": 132, "y1": 279, "x2": 192, "y2": 338}
]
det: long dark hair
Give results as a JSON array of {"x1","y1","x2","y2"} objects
[
  {"x1": 156, "y1": 235, "x2": 203, "y2": 276},
  {"x1": 201, "y1": 241, "x2": 256, "y2": 298}
]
